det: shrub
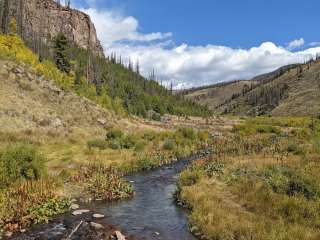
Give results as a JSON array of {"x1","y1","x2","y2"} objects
[
  {"x1": 178, "y1": 168, "x2": 202, "y2": 187},
  {"x1": 108, "y1": 140, "x2": 122, "y2": 150},
  {"x1": 263, "y1": 166, "x2": 319, "y2": 200},
  {"x1": 87, "y1": 170, "x2": 133, "y2": 200},
  {"x1": 105, "y1": 129, "x2": 141, "y2": 150},
  {"x1": 0, "y1": 144, "x2": 47, "y2": 188},
  {"x1": 256, "y1": 125, "x2": 281, "y2": 134},
  {"x1": 134, "y1": 141, "x2": 145, "y2": 152},
  {"x1": 177, "y1": 127, "x2": 197, "y2": 140},
  {"x1": 143, "y1": 131, "x2": 157, "y2": 141},
  {"x1": 106, "y1": 128, "x2": 124, "y2": 140},
  {"x1": 163, "y1": 138, "x2": 176, "y2": 150},
  {"x1": 87, "y1": 139, "x2": 108, "y2": 150},
  {"x1": 198, "y1": 130, "x2": 209, "y2": 142},
  {"x1": 121, "y1": 135, "x2": 137, "y2": 149},
  {"x1": 135, "y1": 155, "x2": 159, "y2": 171},
  {"x1": 287, "y1": 143, "x2": 305, "y2": 155}
]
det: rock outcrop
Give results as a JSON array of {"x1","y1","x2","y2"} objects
[{"x1": 6, "y1": 0, "x2": 104, "y2": 57}]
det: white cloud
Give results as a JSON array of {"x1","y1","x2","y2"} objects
[
  {"x1": 81, "y1": 8, "x2": 172, "y2": 48},
  {"x1": 81, "y1": 7, "x2": 320, "y2": 89},
  {"x1": 109, "y1": 42, "x2": 320, "y2": 89},
  {"x1": 287, "y1": 38, "x2": 305, "y2": 50}
]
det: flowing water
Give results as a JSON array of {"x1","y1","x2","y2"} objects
[{"x1": 13, "y1": 156, "x2": 202, "y2": 240}]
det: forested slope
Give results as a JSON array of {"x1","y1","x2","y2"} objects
[{"x1": 185, "y1": 62, "x2": 320, "y2": 117}]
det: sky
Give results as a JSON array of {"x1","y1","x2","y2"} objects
[{"x1": 72, "y1": 0, "x2": 320, "y2": 89}]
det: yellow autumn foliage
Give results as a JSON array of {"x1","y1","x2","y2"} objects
[{"x1": 0, "y1": 34, "x2": 74, "y2": 89}]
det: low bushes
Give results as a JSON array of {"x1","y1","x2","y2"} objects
[
  {"x1": 75, "y1": 163, "x2": 133, "y2": 201},
  {"x1": 106, "y1": 128, "x2": 143, "y2": 150},
  {"x1": 0, "y1": 143, "x2": 47, "y2": 188},
  {"x1": 233, "y1": 123, "x2": 281, "y2": 136},
  {"x1": 88, "y1": 172, "x2": 133, "y2": 201},
  {"x1": 0, "y1": 144, "x2": 70, "y2": 231},
  {"x1": 263, "y1": 166, "x2": 319, "y2": 200},
  {"x1": 163, "y1": 138, "x2": 176, "y2": 150}
]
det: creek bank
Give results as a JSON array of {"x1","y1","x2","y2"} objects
[
  {"x1": 12, "y1": 210, "x2": 135, "y2": 240},
  {"x1": 11, "y1": 151, "x2": 211, "y2": 240}
]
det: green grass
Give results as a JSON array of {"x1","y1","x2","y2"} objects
[{"x1": 177, "y1": 117, "x2": 320, "y2": 240}]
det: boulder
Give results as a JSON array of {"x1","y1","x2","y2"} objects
[
  {"x1": 51, "y1": 118, "x2": 63, "y2": 128},
  {"x1": 72, "y1": 209, "x2": 90, "y2": 216},
  {"x1": 97, "y1": 118, "x2": 107, "y2": 125},
  {"x1": 90, "y1": 222, "x2": 104, "y2": 230},
  {"x1": 93, "y1": 213, "x2": 105, "y2": 219}
]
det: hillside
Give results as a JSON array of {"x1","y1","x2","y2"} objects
[
  {"x1": 185, "y1": 62, "x2": 320, "y2": 116},
  {"x1": 184, "y1": 80, "x2": 258, "y2": 110},
  {"x1": 0, "y1": 0, "x2": 209, "y2": 118}
]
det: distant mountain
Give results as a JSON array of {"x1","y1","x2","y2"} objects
[{"x1": 185, "y1": 62, "x2": 320, "y2": 116}]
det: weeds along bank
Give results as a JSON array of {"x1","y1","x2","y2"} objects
[
  {"x1": 177, "y1": 116, "x2": 320, "y2": 240},
  {"x1": 0, "y1": 126, "x2": 209, "y2": 234}
]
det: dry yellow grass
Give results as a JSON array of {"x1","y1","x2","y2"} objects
[{"x1": 178, "y1": 117, "x2": 320, "y2": 240}]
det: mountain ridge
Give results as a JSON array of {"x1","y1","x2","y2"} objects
[{"x1": 185, "y1": 61, "x2": 320, "y2": 116}]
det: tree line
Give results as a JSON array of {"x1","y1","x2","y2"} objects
[{"x1": 0, "y1": 1, "x2": 210, "y2": 118}]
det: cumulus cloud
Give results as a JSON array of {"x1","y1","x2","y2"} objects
[
  {"x1": 286, "y1": 38, "x2": 305, "y2": 50},
  {"x1": 109, "y1": 42, "x2": 320, "y2": 89},
  {"x1": 80, "y1": 7, "x2": 320, "y2": 89},
  {"x1": 81, "y1": 8, "x2": 172, "y2": 48}
]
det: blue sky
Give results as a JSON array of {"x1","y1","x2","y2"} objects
[{"x1": 73, "y1": 0, "x2": 320, "y2": 89}]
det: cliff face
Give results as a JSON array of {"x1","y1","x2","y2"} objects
[{"x1": 7, "y1": 0, "x2": 104, "y2": 57}]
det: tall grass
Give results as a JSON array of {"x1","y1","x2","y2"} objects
[{"x1": 177, "y1": 117, "x2": 320, "y2": 240}]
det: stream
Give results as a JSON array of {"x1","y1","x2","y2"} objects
[{"x1": 13, "y1": 155, "x2": 203, "y2": 240}]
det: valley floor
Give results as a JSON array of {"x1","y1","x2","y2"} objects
[
  {"x1": 177, "y1": 116, "x2": 320, "y2": 240},
  {"x1": 2, "y1": 34, "x2": 320, "y2": 240}
]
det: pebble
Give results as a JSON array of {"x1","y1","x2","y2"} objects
[
  {"x1": 70, "y1": 203, "x2": 80, "y2": 210},
  {"x1": 115, "y1": 230, "x2": 126, "y2": 240},
  {"x1": 5, "y1": 232, "x2": 13, "y2": 237},
  {"x1": 72, "y1": 209, "x2": 90, "y2": 215},
  {"x1": 93, "y1": 213, "x2": 105, "y2": 219},
  {"x1": 90, "y1": 222, "x2": 104, "y2": 230}
]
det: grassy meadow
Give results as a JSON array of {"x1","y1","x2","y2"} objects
[{"x1": 177, "y1": 116, "x2": 320, "y2": 240}]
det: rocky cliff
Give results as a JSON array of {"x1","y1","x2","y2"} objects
[{"x1": 6, "y1": 0, "x2": 104, "y2": 57}]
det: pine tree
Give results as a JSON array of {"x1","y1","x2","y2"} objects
[
  {"x1": 135, "y1": 60, "x2": 140, "y2": 75},
  {"x1": 53, "y1": 33, "x2": 71, "y2": 73},
  {"x1": 128, "y1": 58, "x2": 133, "y2": 71},
  {"x1": 18, "y1": 0, "x2": 24, "y2": 37},
  {"x1": 1, "y1": 0, "x2": 10, "y2": 34}
]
